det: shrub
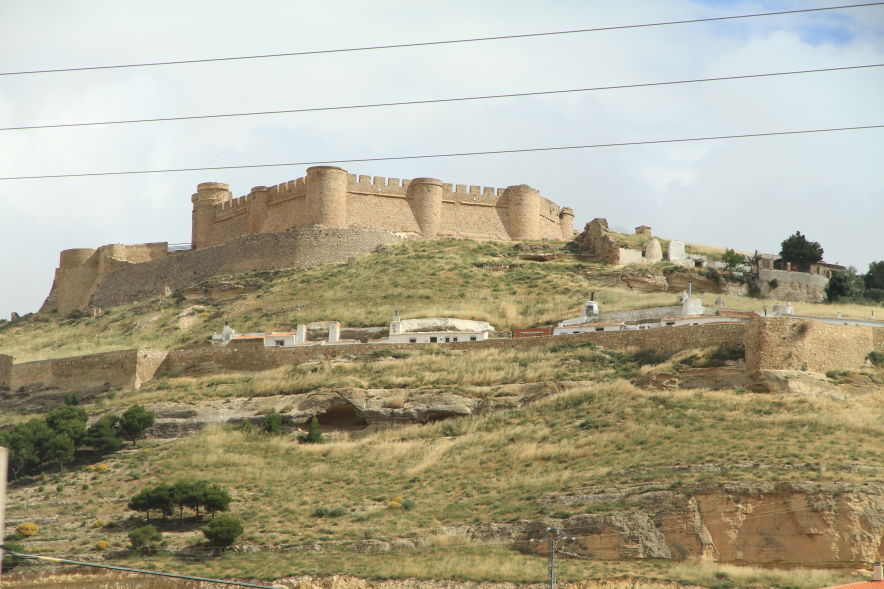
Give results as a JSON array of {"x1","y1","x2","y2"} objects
[
  {"x1": 15, "y1": 523, "x2": 38, "y2": 538},
  {"x1": 91, "y1": 519, "x2": 107, "y2": 528},
  {"x1": 2, "y1": 541, "x2": 24, "y2": 570},
  {"x1": 297, "y1": 416, "x2": 323, "y2": 444},
  {"x1": 867, "y1": 351, "x2": 884, "y2": 367},
  {"x1": 203, "y1": 515, "x2": 243, "y2": 547},
  {"x1": 312, "y1": 506, "x2": 345, "y2": 518},
  {"x1": 261, "y1": 410, "x2": 284, "y2": 435},
  {"x1": 128, "y1": 525, "x2": 163, "y2": 553},
  {"x1": 768, "y1": 279, "x2": 779, "y2": 289},
  {"x1": 631, "y1": 350, "x2": 669, "y2": 366},
  {"x1": 94, "y1": 540, "x2": 110, "y2": 551}
]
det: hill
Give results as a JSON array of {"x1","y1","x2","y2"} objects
[{"x1": 2, "y1": 238, "x2": 882, "y2": 588}]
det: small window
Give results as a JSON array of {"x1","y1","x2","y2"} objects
[
  {"x1": 409, "y1": 337, "x2": 417, "y2": 344},
  {"x1": 692, "y1": 322, "x2": 699, "y2": 326},
  {"x1": 470, "y1": 336, "x2": 477, "y2": 341},
  {"x1": 444, "y1": 337, "x2": 450, "y2": 343},
  {"x1": 430, "y1": 336, "x2": 438, "y2": 343},
  {"x1": 595, "y1": 327, "x2": 604, "y2": 332},
  {"x1": 666, "y1": 322, "x2": 675, "y2": 326},
  {"x1": 275, "y1": 340, "x2": 285, "y2": 347},
  {"x1": 452, "y1": 337, "x2": 458, "y2": 342}
]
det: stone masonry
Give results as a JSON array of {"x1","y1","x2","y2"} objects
[
  {"x1": 191, "y1": 166, "x2": 574, "y2": 249},
  {"x1": 4, "y1": 320, "x2": 880, "y2": 396},
  {"x1": 41, "y1": 168, "x2": 574, "y2": 314}
]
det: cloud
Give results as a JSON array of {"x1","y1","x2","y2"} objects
[{"x1": 0, "y1": 0, "x2": 882, "y2": 317}]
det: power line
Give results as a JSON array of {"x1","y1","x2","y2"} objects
[
  {"x1": 1, "y1": 124, "x2": 880, "y2": 181},
  {"x1": 4, "y1": 63, "x2": 881, "y2": 132},
  {"x1": 1, "y1": 549, "x2": 282, "y2": 588},
  {"x1": 2, "y1": 3, "x2": 882, "y2": 77}
]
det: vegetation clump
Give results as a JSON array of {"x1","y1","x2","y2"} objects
[
  {"x1": 202, "y1": 514, "x2": 244, "y2": 547},
  {"x1": 128, "y1": 524, "x2": 163, "y2": 553}
]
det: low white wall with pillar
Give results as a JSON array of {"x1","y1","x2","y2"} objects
[
  {"x1": 328, "y1": 321, "x2": 341, "y2": 343},
  {"x1": 295, "y1": 324, "x2": 306, "y2": 345}
]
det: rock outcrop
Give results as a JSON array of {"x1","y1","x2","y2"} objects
[{"x1": 461, "y1": 481, "x2": 884, "y2": 566}]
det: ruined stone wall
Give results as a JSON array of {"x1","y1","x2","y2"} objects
[
  {"x1": 745, "y1": 317, "x2": 875, "y2": 373},
  {"x1": 193, "y1": 168, "x2": 572, "y2": 249},
  {"x1": 574, "y1": 218, "x2": 645, "y2": 266},
  {"x1": 0, "y1": 354, "x2": 12, "y2": 390},
  {"x1": 41, "y1": 243, "x2": 169, "y2": 315},
  {"x1": 90, "y1": 227, "x2": 403, "y2": 309},
  {"x1": 6, "y1": 349, "x2": 164, "y2": 394},
  {"x1": 759, "y1": 269, "x2": 828, "y2": 303},
  {"x1": 159, "y1": 323, "x2": 748, "y2": 378}
]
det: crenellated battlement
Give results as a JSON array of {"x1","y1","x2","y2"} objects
[
  {"x1": 267, "y1": 176, "x2": 307, "y2": 204},
  {"x1": 190, "y1": 166, "x2": 574, "y2": 249},
  {"x1": 348, "y1": 174, "x2": 411, "y2": 195}
]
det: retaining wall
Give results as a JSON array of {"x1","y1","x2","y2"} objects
[
  {"x1": 89, "y1": 227, "x2": 402, "y2": 308},
  {"x1": 745, "y1": 317, "x2": 876, "y2": 373},
  {"x1": 5, "y1": 349, "x2": 166, "y2": 394}
]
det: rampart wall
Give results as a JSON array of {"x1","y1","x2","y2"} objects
[
  {"x1": 158, "y1": 323, "x2": 747, "y2": 378},
  {"x1": 758, "y1": 269, "x2": 827, "y2": 303},
  {"x1": 745, "y1": 318, "x2": 876, "y2": 373},
  {"x1": 192, "y1": 166, "x2": 574, "y2": 249},
  {"x1": 4, "y1": 349, "x2": 166, "y2": 394},
  {"x1": 40, "y1": 243, "x2": 169, "y2": 315},
  {"x1": 7, "y1": 320, "x2": 878, "y2": 396},
  {"x1": 61, "y1": 227, "x2": 402, "y2": 311}
]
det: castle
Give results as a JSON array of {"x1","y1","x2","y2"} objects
[
  {"x1": 190, "y1": 166, "x2": 574, "y2": 247},
  {"x1": 40, "y1": 167, "x2": 575, "y2": 314}
]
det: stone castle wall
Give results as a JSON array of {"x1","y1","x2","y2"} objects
[
  {"x1": 745, "y1": 317, "x2": 876, "y2": 373},
  {"x1": 42, "y1": 167, "x2": 573, "y2": 314},
  {"x1": 158, "y1": 323, "x2": 747, "y2": 377},
  {"x1": 192, "y1": 166, "x2": 574, "y2": 249},
  {"x1": 758, "y1": 269, "x2": 828, "y2": 303},
  {"x1": 90, "y1": 227, "x2": 402, "y2": 309},
  {"x1": 7, "y1": 319, "x2": 876, "y2": 396},
  {"x1": 40, "y1": 243, "x2": 169, "y2": 315},
  {"x1": 3, "y1": 349, "x2": 166, "y2": 394}
]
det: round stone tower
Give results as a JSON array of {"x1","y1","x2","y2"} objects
[
  {"x1": 407, "y1": 177, "x2": 444, "y2": 238},
  {"x1": 191, "y1": 182, "x2": 231, "y2": 249},
  {"x1": 306, "y1": 166, "x2": 348, "y2": 227},
  {"x1": 248, "y1": 186, "x2": 270, "y2": 234},
  {"x1": 559, "y1": 207, "x2": 575, "y2": 240},
  {"x1": 59, "y1": 248, "x2": 97, "y2": 269},
  {"x1": 504, "y1": 184, "x2": 540, "y2": 241}
]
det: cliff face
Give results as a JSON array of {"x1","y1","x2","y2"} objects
[{"x1": 513, "y1": 482, "x2": 884, "y2": 566}]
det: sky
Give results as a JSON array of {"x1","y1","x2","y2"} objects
[{"x1": 0, "y1": 0, "x2": 882, "y2": 318}]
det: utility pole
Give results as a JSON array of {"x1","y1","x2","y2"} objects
[
  {"x1": 0, "y1": 446, "x2": 7, "y2": 585},
  {"x1": 529, "y1": 527, "x2": 577, "y2": 589}
]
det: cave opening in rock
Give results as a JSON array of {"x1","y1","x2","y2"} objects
[{"x1": 312, "y1": 404, "x2": 368, "y2": 431}]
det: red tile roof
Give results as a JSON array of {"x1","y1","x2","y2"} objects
[{"x1": 720, "y1": 310, "x2": 761, "y2": 319}]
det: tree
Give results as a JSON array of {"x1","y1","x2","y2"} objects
[
  {"x1": 298, "y1": 416, "x2": 323, "y2": 444},
  {"x1": 865, "y1": 261, "x2": 884, "y2": 302},
  {"x1": 128, "y1": 484, "x2": 175, "y2": 521},
  {"x1": 128, "y1": 524, "x2": 163, "y2": 553},
  {"x1": 84, "y1": 414, "x2": 123, "y2": 452},
  {"x1": 45, "y1": 405, "x2": 88, "y2": 446},
  {"x1": 720, "y1": 249, "x2": 748, "y2": 271},
  {"x1": 202, "y1": 515, "x2": 243, "y2": 547},
  {"x1": 201, "y1": 484, "x2": 232, "y2": 518},
  {"x1": 826, "y1": 267, "x2": 866, "y2": 302},
  {"x1": 779, "y1": 231, "x2": 823, "y2": 268},
  {"x1": 44, "y1": 433, "x2": 76, "y2": 471},
  {"x1": 1, "y1": 419, "x2": 53, "y2": 477},
  {"x1": 119, "y1": 405, "x2": 155, "y2": 446}
]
